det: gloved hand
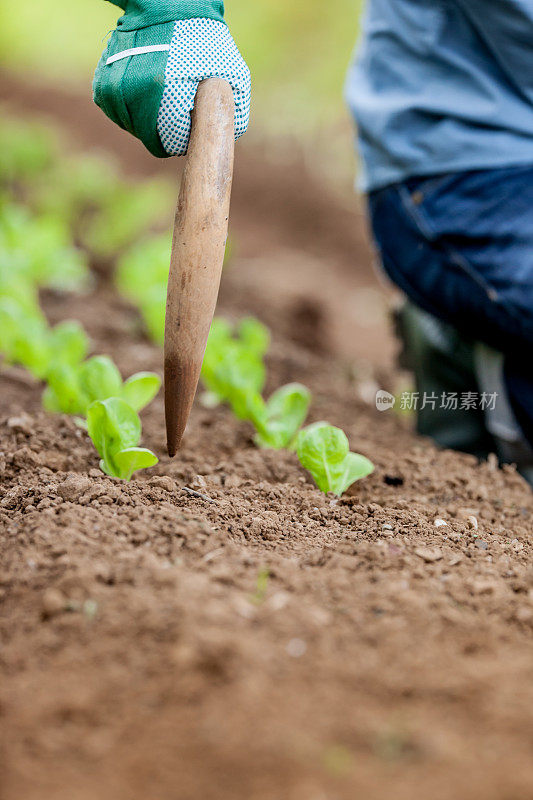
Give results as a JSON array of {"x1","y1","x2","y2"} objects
[{"x1": 93, "y1": 1, "x2": 251, "y2": 158}]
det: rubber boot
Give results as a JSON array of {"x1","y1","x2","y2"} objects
[
  {"x1": 474, "y1": 343, "x2": 533, "y2": 485},
  {"x1": 394, "y1": 302, "x2": 533, "y2": 486},
  {"x1": 394, "y1": 302, "x2": 496, "y2": 458}
]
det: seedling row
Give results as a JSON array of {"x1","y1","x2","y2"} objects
[{"x1": 0, "y1": 115, "x2": 374, "y2": 494}]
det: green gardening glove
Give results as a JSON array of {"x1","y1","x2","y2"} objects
[{"x1": 94, "y1": 1, "x2": 251, "y2": 157}]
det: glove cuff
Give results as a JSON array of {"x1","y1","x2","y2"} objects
[{"x1": 110, "y1": 1, "x2": 225, "y2": 31}]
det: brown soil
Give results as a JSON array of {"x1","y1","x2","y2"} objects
[{"x1": 1, "y1": 77, "x2": 533, "y2": 800}]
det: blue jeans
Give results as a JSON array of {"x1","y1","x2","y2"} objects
[{"x1": 368, "y1": 166, "x2": 533, "y2": 447}]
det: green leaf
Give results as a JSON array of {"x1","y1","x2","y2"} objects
[
  {"x1": 237, "y1": 318, "x2": 270, "y2": 357},
  {"x1": 296, "y1": 422, "x2": 373, "y2": 495},
  {"x1": 232, "y1": 389, "x2": 266, "y2": 426},
  {"x1": 78, "y1": 356, "x2": 123, "y2": 405},
  {"x1": 201, "y1": 318, "x2": 269, "y2": 423},
  {"x1": 216, "y1": 348, "x2": 266, "y2": 402},
  {"x1": 0, "y1": 273, "x2": 41, "y2": 317},
  {"x1": 0, "y1": 299, "x2": 27, "y2": 360},
  {"x1": 42, "y1": 385, "x2": 59, "y2": 413},
  {"x1": 0, "y1": 295, "x2": 51, "y2": 375},
  {"x1": 255, "y1": 383, "x2": 311, "y2": 449},
  {"x1": 87, "y1": 397, "x2": 142, "y2": 478},
  {"x1": 11, "y1": 318, "x2": 51, "y2": 378},
  {"x1": 1, "y1": 206, "x2": 88, "y2": 292},
  {"x1": 140, "y1": 284, "x2": 167, "y2": 346},
  {"x1": 336, "y1": 452, "x2": 374, "y2": 495},
  {"x1": 202, "y1": 349, "x2": 255, "y2": 409},
  {"x1": 296, "y1": 422, "x2": 348, "y2": 493},
  {"x1": 43, "y1": 362, "x2": 86, "y2": 415},
  {"x1": 113, "y1": 447, "x2": 159, "y2": 481},
  {"x1": 0, "y1": 118, "x2": 58, "y2": 183},
  {"x1": 48, "y1": 320, "x2": 89, "y2": 369},
  {"x1": 201, "y1": 318, "x2": 310, "y2": 449},
  {"x1": 207, "y1": 317, "x2": 233, "y2": 347},
  {"x1": 116, "y1": 233, "x2": 171, "y2": 305},
  {"x1": 34, "y1": 154, "x2": 116, "y2": 227},
  {"x1": 85, "y1": 179, "x2": 173, "y2": 257},
  {"x1": 121, "y1": 372, "x2": 161, "y2": 412}
]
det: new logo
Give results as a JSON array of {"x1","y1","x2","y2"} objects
[{"x1": 375, "y1": 390, "x2": 395, "y2": 411}]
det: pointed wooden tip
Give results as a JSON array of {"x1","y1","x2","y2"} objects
[
  {"x1": 164, "y1": 356, "x2": 201, "y2": 458},
  {"x1": 167, "y1": 440, "x2": 179, "y2": 459}
]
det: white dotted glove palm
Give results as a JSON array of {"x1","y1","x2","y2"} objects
[{"x1": 157, "y1": 18, "x2": 251, "y2": 156}]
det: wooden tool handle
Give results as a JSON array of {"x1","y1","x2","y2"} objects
[{"x1": 164, "y1": 78, "x2": 235, "y2": 456}]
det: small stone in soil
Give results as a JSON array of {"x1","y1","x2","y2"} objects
[
  {"x1": 41, "y1": 588, "x2": 66, "y2": 618},
  {"x1": 286, "y1": 638, "x2": 307, "y2": 658},
  {"x1": 12, "y1": 447, "x2": 41, "y2": 468},
  {"x1": 83, "y1": 599, "x2": 99, "y2": 619},
  {"x1": 57, "y1": 475, "x2": 93, "y2": 501},
  {"x1": 7, "y1": 413, "x2": 35, "y2": 435},
  {"x1": 148, "y1": 476, "x2": 176, "y2": 492},
  {"x1": 471, "y1": 579, "x2": 496, "y2": 595},
  {"x1": 514, "y1": 606, "x2": 533, "y2": 623},
  {"x1": 415, "y1": 546, "x2": 443, "y2": 563}
]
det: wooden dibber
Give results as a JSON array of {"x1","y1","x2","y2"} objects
[{"x1": 164, "y1": 78, "x2": 235, "y2": 456}]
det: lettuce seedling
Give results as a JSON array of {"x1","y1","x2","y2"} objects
[
  {"x1": 200, "y1": 320, "x2": 309, "y2": 448},
  {"x1": 116, "y1": 235, "x2": 172, "y2": 345},
  {"x1": 34, "y1": 154, "x2": 118, "y2": 227},
  {"x1": 0, "y1": 274, "x2": 38, "y2": 312},
  {"x1": 43, "y1": 355, "x2": 161, "y2": 417},
  {"x1": 200, "y1": 318, "x2": 234, "y2": 401},
  {"x1": 207, "y1": 317, "x2": 233, "y2": 346},
  {"x1": 78, "y1": 355, "x2": 122, "y2": 404},
  {"x1": 206, "y1": 349, "x2": 266, "y2": 419},
  {"x1": 296, "y1": 422, "x2": 374, "y2": 496},
  {"x1": 83, "y1": 179, "x2": 173, "y2": 257},
  {"x1": 201, "y1": 317, "x2": 269, "y2": 409},
  {"x1": 87, "y1": 397, "x2": 158, "y2": 480},
  {"x1": 121, "y1": 371, "x2": 163, "y2": 412},
  {"x1": 0, "y1": 304, "x2": 86, "y2": 380},
  {"x1": 0, "y1": 267, "x2": 41, "y2": 317},
  {"x1": 9, "y1": 317, "x2": 50, "y2": 378},
  {"x1": 236, "y1": 317, "x2": 270, "y2": 358},
  {"x1": 116, "y1": 233, "x2": 172, "y2": 305},
  {"x1": 0, "y1": 117, "x2": 58, "y2": 184},
  {"x1": 0, "y1": 204, "x2": 89, "y2": 292},
  {"x1": 43, "y1": 363, "x2": 87, "y2": 416},
  {"x1": 2, "y1": 313, "x2": 88, "y2": 381},
  {"x1": 79, "y1": 357, "x2": 161, "y2": 412},
  {"x1": 252, "y1": 383, "x2": 311, "y2": 449},
  {"x1": 139, "y1": 284, "x2": 167, "y2": 346},
  {"x1": 48, "y1": 321, "x2": 89, "y2": 368},
  {"x1": 115, "y1": 235, "x2": 235, "y2": 347},
  {"x1": 0, "y1": 297, "x2": 42, "y2": 364}
]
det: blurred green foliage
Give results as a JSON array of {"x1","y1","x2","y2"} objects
[
  {"x1": 0, "y1": 0, "x2": 363, "y2": 133},
  {"x1": 0, "y1": 115, "x2": 174, "y2": 259}
]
